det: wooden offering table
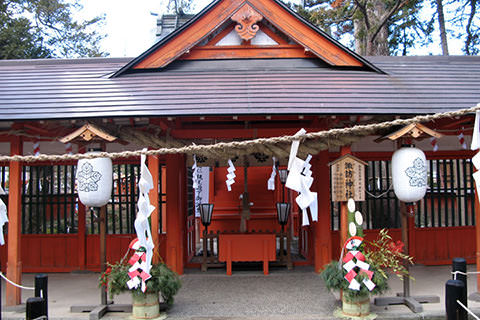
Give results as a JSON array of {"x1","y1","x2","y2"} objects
[{"x1": 218, "y1": 233, "x2": 276, "y2": 275}]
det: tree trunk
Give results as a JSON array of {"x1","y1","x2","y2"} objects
[
  {"x1": 355, "y1": 0, "x2": 390, "y2": 56},
  {"x1": 436, "y1": 0, "x2": 449, "y2": 55}
]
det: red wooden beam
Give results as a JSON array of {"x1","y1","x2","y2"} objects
[
  {"x1": 166, "y1": 154, "x2": 186, "y2": 274},
  {"x1": 148, "y1": 155, "x2": 161, "y2": 263},
  {"x1": 6, "y1": 136, "x2": 23, "y2": 306},
  {"x1": 313, "y1": 150, "x2": 332, "y2": 273}
]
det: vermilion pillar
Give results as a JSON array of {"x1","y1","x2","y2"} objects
[
  {"x1": 165, "y1": 154, "x2": 186, "y2": 275},
  {"x1": 313, "y1": 151, "x2": 332, "y2": 273},
  {"x1": 148, "y1": 155, "x2": 160, "y2": 263},
  {"x1": 6, "y1": 136, "x2": 23, "y2": 306}
]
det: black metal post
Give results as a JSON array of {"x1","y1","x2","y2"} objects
[
  {"x1": 26, "y1": 297, "x2": 47, "y2": 320},
  {"x1": 452, "y1": 258, "x2": 467, "y2": 296},
  {"x1": 446, "y1": 279, "x2": 467, "y2": 320},
  {"x1": 34, "y1": 274, "x2": 48, "y2": 318}
]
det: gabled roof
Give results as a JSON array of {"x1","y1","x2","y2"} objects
[
  {"x1": 1, "y1": 56, "x2": 479, "y2": 121},
  {"x1": 113, "y1": 0, "x2": 381, "y2": 77}
]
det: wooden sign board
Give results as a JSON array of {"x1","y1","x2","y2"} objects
[{"x1": 329, "y1": 154, "x2": 367, "y2": 202}]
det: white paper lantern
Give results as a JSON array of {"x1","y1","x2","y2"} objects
[
  {"x1": 76, "y1": 156, "x2": 113, "y2": 207},
  {"x1": 392, "y1": 146, "x2": 427, "y2": 203}
]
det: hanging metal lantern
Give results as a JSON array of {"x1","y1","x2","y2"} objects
[
  {"x1": 391, "y1": 145, "x2": 427, "y2": 203},
  {"x1": 76, "y1": 156, "x2": 113, "y2": 207}
]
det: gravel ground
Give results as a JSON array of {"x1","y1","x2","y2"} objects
[{"x1": 167, "y1": 266, "x2": 336, "y2": 319}]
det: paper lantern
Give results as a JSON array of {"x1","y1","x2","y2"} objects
[
  {"x1": 76, "y1": 156, "x2": 113, "y2": 207},
  {"x1": 392, "y1": 146, "x2": 427, "y2": 203}
]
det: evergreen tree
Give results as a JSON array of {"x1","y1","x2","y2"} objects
[
  {"x1": 0, "y1": 0, "x2": 107, "y2": 59},
  {"x1": 293, "y1": 0, "x2": 427, "y2": 55}
]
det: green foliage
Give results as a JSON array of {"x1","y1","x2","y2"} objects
[
  {"x1": 0, "y1": 0, "x2": 107, "y2": 59},
  {"x1": 364, "y1": 229, "x2": 413, "y2": 280},
  {"x1": 100, "y1": 261, "x2": 182, "y2": 306},
  {"x1": 321, "y1": 261, "x2": 388, "y2": 302}
]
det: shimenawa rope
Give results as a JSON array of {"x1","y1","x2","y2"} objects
[{"x1": 0, "y1": 103, "x2": 479, "y2": 163}]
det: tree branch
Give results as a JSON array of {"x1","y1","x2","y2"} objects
[
  {"x1": 353, "y1": 0, "x2": 370, "y2": 29},
  {"x1": 370, "y1": 0, "x2": 410, "y2": 43},
  {"x1": 464, "y1": 0, "x2": 477, "y2": 55}
]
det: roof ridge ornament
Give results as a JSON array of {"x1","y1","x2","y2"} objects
[{"x1": 231, "y1": 3, "x2": 263, "y2": 41}]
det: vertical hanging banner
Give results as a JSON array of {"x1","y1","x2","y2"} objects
[{"x1": 194, "y1": 167, "x2": 210, "y2": 217}]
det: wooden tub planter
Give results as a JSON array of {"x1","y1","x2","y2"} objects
[
  {"x1": 131, "y1": 291, "x2": 166, "y2": 320},
  {"x1": 340, "y1": 295, "x2": 372, "y2": 318},
  {"x1": 218, "y1": 233, "x2": 276, "y2": 275}
]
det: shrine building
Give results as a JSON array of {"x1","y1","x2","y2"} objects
[{"x1": 1, "y1": 0, "x2": 480, "y2": 306}]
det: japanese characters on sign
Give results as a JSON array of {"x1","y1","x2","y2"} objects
[{"x1": 330, "y1": 155, "x2": 366, "y2": 202}]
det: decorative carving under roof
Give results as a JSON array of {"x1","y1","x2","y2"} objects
[
  {"x1": 59, "y1": 123, "x2": 117, "y2": 143},
  {"x1": 375, "y1": 123, "x2": 444, "y2": 142},
  {"x1": 231, "y1": 3, "x2": 263, "y2": 41}
]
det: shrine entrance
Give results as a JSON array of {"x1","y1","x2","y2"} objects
[{"x1": 184, "y1": 162, "x2": 315, "y2": 274}]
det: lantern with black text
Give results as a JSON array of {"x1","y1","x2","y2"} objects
[
  {"x1": 391, "y1": 145, "x2": 427, "y2": 206},
  {"x1": 76, "y1": 156, "x2": 113, "y2": 207}
]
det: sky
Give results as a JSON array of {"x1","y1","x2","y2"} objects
[{"x1": 76, "y1": 0, "x2": 462, "y2": 58}]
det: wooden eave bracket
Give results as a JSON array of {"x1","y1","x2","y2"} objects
[
  {"x1": 59, "y1": 123, "x2": 118, "y2": 143},
  {"x1": 375, "y1": 123, "x2": 444, "y2": 143}
]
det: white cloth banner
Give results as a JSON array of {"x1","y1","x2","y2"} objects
[
  {"x1": 472, "y1": 111, "x2": 480, "y2": 150},
  {"x1": 194, "y1": 167, "x2": 210, "y2": 217},
  {"x1": 0, "y1": 186, "x2": 7, "y2": 245}
]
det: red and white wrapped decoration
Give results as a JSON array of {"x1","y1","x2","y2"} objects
[
  {"x1": 65, "y1": 142, "x2": 73, "y2": 155},
  {"x1": 430, "y1": 137, "x2": 438, "y2": 152},
  {"x1": 127, "y1": 149, "x2": 155, "y2": 293},
  {"x1": 126, "y1": 238, "x2": 151, "y2": 291},
  {"x1": 458, "y1": 128, "x2": 467, "y2": 150},
  {"x1": 33, "y1": 139, "x2": 40, "y2": 156},
  {"x1": 342, "y1": 236, "x2": 376, "y2": 291}
]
